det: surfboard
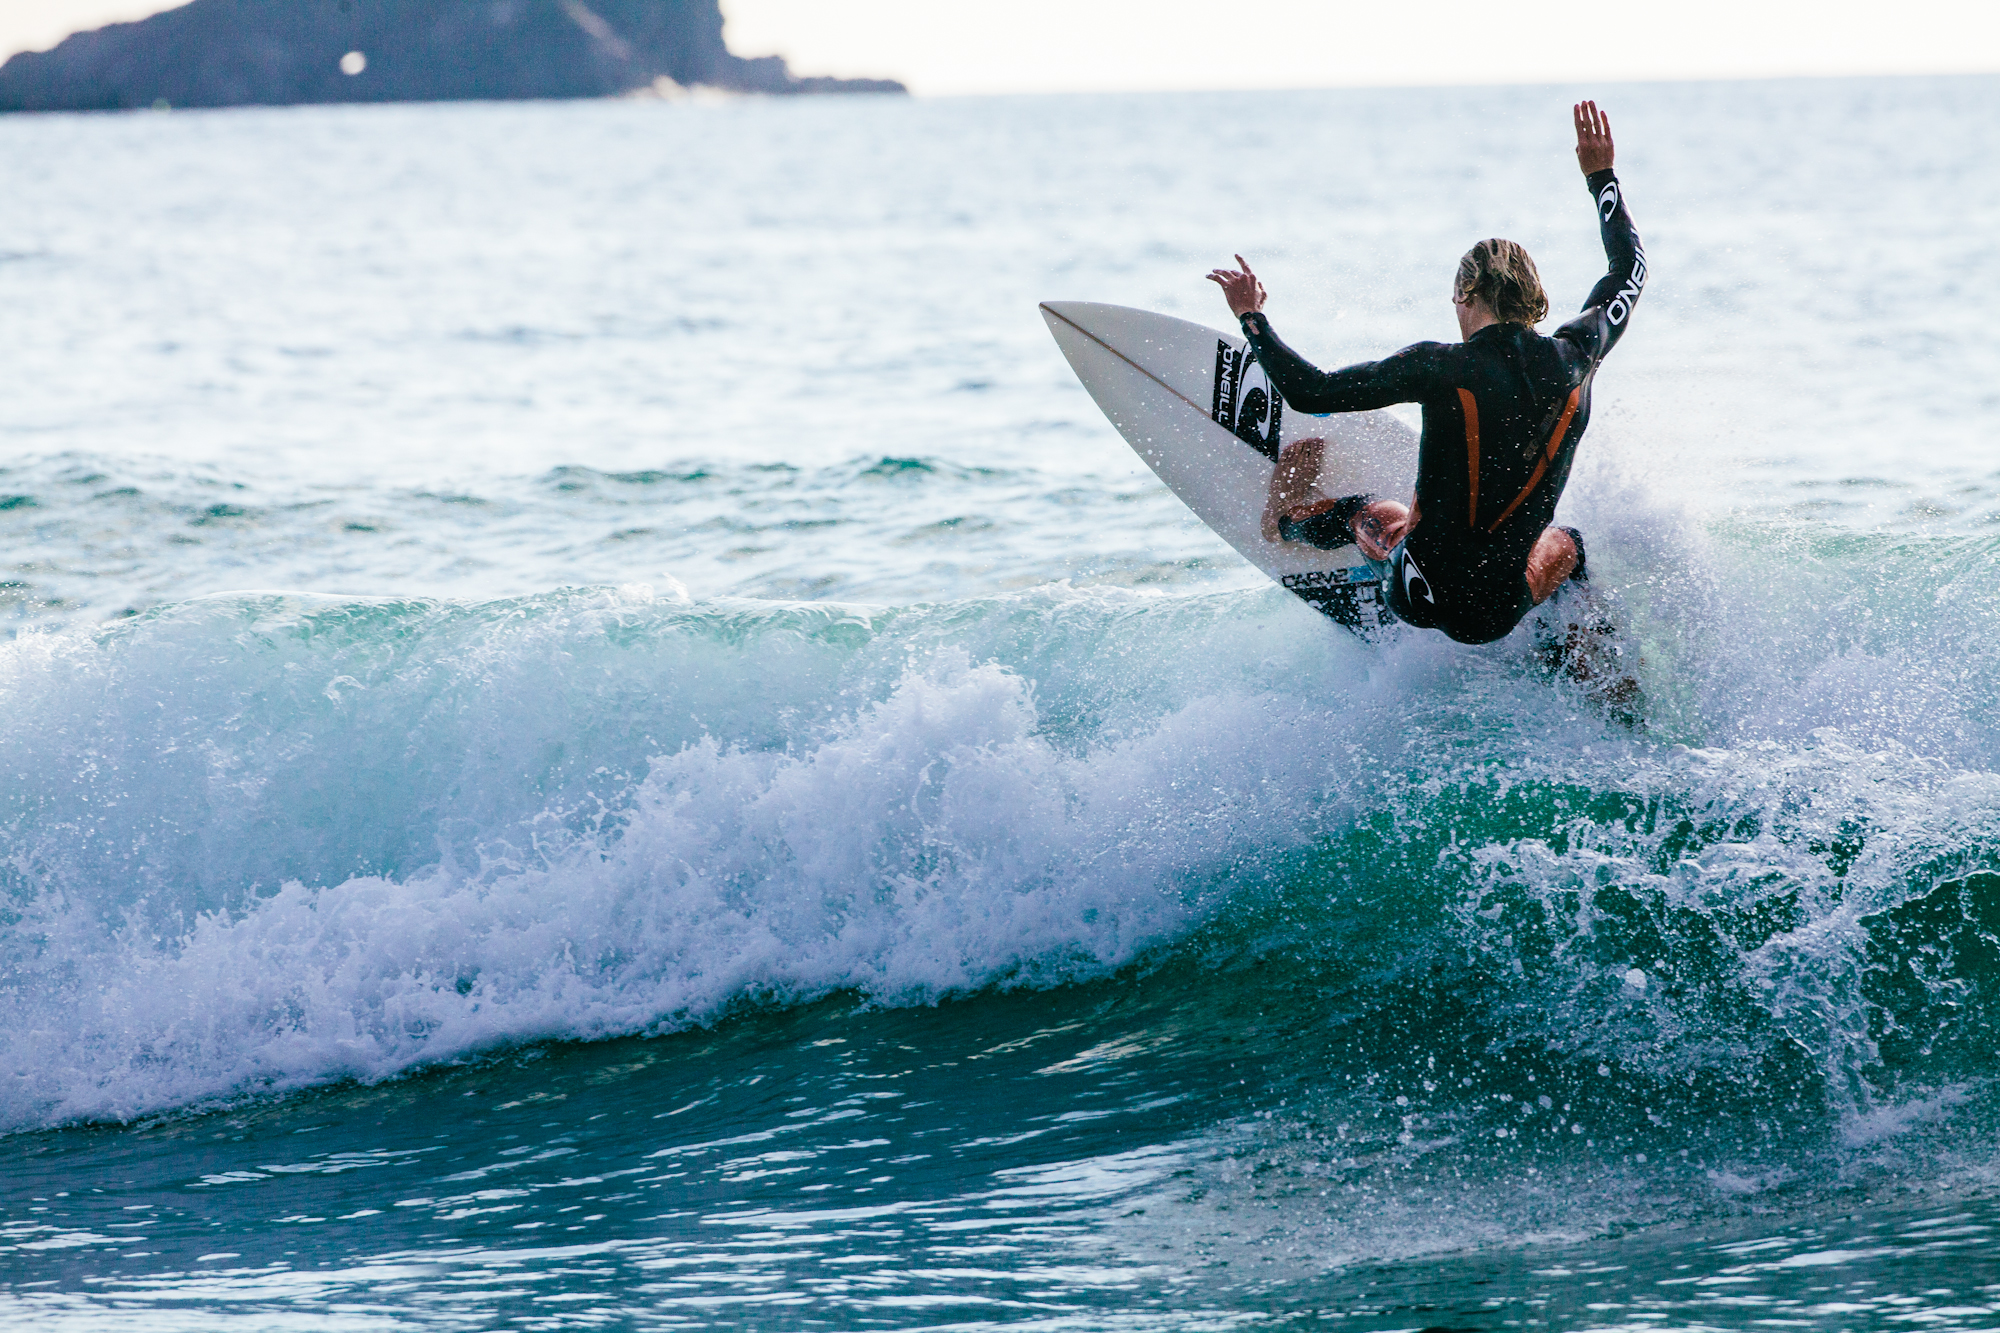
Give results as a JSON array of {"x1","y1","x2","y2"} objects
[{"x1": 1040, "y1": 300, "x2": 1418, "y2": 632}]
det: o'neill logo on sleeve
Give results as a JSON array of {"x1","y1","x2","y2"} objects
[
  {"x1": 1605, "y1": 245, "x2": 1647, "y2": 326},
  {"x1": 1597, "y1": 181, "x2": 1620, "y2": 222}
]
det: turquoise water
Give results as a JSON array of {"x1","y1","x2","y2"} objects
[{"x1": 3, "y1": 78, "x2": 2000, "y2": 1328}]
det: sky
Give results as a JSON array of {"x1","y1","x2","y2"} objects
[{"x1": 2, "y1": 0, "x2": 1995, "y2": 94}]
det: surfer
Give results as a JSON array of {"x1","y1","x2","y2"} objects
[{"x1": 1206, "y1": 100, "x2": 1643, "y2": 645}]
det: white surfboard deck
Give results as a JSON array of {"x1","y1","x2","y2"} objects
[{"x1": 1040, "y1": 300, "x2": 1418, "y2": 631}]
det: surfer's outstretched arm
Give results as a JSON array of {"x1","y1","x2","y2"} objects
[
  {"x1": 1555, "y1": 100, "x2": 1645, "y2": 364},
  {"x1": 1208, "y1": 257, "x2": 1438, "y2": 413},
  {"x1": 1238, "y1": 324, "x2": 1441, "y2": 414}
]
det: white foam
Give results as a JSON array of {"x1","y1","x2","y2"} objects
[{"x1": 0, "y1": 604, "x2": 1385, "y2": 1130}]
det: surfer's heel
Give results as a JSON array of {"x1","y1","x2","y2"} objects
[{"x1": 1560, "y1": 526, "x2": 1588, "y2": 583}]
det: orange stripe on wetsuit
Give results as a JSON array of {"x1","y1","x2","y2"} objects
[
  {"x1": 1457, "y1": 388, "x2": 1480, "y2": 528},
  {"x1": 1483, "y1": 386, "x2": 1582, "y2": 534}
]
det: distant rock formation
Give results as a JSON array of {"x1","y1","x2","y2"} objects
[{"x1": 0, "y1": 0, "x2": 904, "y2": 112}]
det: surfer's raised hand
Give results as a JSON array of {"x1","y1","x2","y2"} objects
[
  {"x1": 1207, "y1": 255, "x2": 1266, "y2": 318},
  {"x1": 1574, "y1": 100, "x2": 1614, "y2": 175}
]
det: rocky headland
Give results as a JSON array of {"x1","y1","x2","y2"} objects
[{"x1": 0, "y1": 0, "x2": 904, "y2": 112}]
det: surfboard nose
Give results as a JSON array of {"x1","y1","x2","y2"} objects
[
  {"x1": 1038, "y1": 302, "x2": 1109, "y2": 380},
  {"x1": 1038, "y1": 300, "x2": 1120, "y2": 337},
  {"x1": 1039, "y1": 301, "x2": 1151, "y2": 378},
  {"x1": 1038, "y1": 301, "x2": 1083, "y2": 344}
]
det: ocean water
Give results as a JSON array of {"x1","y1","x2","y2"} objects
[{"x1": 3, "y1": 76, "x2": 2000, "y2": 1329}]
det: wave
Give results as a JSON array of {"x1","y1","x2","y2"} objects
[
  {"x1": 0, "y1": 583, "x2": 1353, "y2": 1127},
  {"x1": 2, "y1": 520, "x2": 1998, "y2": 1157}
]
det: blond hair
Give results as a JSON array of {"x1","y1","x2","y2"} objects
[{"x1": 1454, "y1": 238, "x2": 1548, "y2": 326}]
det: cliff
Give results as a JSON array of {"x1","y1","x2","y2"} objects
[{"x1": 0, "y1": 0, "x2": 904, "y2": 112}]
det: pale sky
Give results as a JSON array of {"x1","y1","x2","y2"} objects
[{"x1": 3, "y1": 0, "x2": 1995, "y2": 94}]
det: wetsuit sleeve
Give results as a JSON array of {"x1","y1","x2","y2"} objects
[
  {"x1": 1237, "y1": 312, "x2": 1440, "y2": 413},
  {"x1": 1554, "y1": 169, "x2": 1645, "y2": 364}
]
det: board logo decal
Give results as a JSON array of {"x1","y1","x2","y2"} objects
[
  {"x1": 1211, "y1": 339, "x2": 1284, "y2": 460},
  {"x1": 1282, "y1": 567, "x2": 1396, "y2": 631}
]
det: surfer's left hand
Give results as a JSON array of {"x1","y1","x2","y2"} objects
[
  {"x1": 1574, "y1": 100, "x2": 1615, "y2": 175},
  {"x1": 1207, "y1": 255, "x2": 1266, "y2": 317}
]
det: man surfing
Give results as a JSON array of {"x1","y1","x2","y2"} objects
[{"x1": 1206, "y1": 100, "x2": 1643, "y2": 647}]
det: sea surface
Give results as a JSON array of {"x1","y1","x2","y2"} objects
[{"x1": 3, "y1": 77, "x2": 1999, "y2": 1330}]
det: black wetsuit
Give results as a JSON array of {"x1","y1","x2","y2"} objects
[{"x1": 1241, "y1": 169, "x2": 1644, "y2": 644}]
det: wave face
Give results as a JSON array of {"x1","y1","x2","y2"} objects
[
  {"x1": 6, "y1": 519, "x2": 2000, "y2": 1328},
  {"x1": 6, "y1": 511, "x2": 1999, "y2": 1176}
]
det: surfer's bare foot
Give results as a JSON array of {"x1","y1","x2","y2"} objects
[{"x1": 1263, "y1": 437, "x2": 1326, "y2": 541}]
